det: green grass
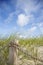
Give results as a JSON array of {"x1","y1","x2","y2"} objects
[{"x1": 0, "y1": 36, "x2": 43, "y2": 65}]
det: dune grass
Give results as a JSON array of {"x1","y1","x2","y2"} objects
[{"x1": 0, "y1": 36, "x2": 43, "y2": 65}]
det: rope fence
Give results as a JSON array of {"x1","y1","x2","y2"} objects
[{"x1": 0, "y1": 40, "x2": 43, "y2": 65}]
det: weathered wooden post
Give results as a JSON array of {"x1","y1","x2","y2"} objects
[{"x1": 8, "y1": 40, "x2": 18, "y2": 65}]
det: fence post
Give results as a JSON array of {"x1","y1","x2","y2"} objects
[{"x1": 8, "y1": 40, "x2": 18, "y2": 65}]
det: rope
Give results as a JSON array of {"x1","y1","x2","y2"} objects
[
  {"x1": 0, "y1": 41, "x2": 43, "y2": 63},
  {"x1": 13, "y1": 43, "x2": 43, "y2": 63}
]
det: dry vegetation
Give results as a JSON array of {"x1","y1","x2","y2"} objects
[{"x1": 0, "y1": 36, "x2": 43, "y2": 65}]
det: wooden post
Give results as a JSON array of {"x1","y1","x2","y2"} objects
[
  {"x1": 8, "y1": 40, "x2": 18, "y2": 65},
  {"x1": 34, "y1": 46, "x2": 38, "y2": 65}
]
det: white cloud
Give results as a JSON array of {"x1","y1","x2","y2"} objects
[
  {"x1": 31, "y1": 22, "x2": 43, "y2": 35},
  {"x1": 25, "y1": 26, "x2": 37, "y2": 37},
  {"x1": 4, "y1": 10, "x2": 20, "y2": 24},
  {"x1": 16, "y1": 26, "x2": 37, "y2": 38},
  {"x1": 17, "y1": 13, "x2": 34, "y2": 27},
  {"x1": 16, "y1": 0, "x2": 41, "y2": 14},
  {"x1": 4, "y1": 12, "x2": 15, "y2": 23},
  {"x1": 16, "y1": 0, "x2": 43, "y2": 27},
  {"x1": 28, "y1": 26, "x2": 37, "y2": 33},
  {"x1": 38, "y1": 22, "x2": 43, "y2": 27},
  {"x1": 22, "y1": 26, "x2": 37, "y2": 37},
  {"x1": 37, "y1": 22, "x2": 43, "y2": 34},
  {"x1": 19, "y1": 35, "x2": 23, "y2": 38},
  {"x1": 17, "y1": 14, "x2": 29, "y2": 27}
]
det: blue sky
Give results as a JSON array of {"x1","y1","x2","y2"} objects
[{"x1": 0, "y1": 0, "x2": 43, "y2": 38}]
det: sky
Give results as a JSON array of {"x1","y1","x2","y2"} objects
[{"x1": 0, "y1": 0, "x2": 43, "y2": 38}]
